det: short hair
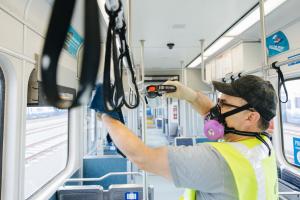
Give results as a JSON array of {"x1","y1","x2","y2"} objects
[{"x1": 258, "y1": 117, "x2": 270, "y2": 131}]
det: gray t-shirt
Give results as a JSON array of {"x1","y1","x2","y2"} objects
[{"x1": 168, "y1": 143, "x2": 238, "y2": 200}]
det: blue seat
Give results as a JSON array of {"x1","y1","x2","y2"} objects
[
  {"x1": 281, "y1": 169, "x2": 300, "y2": 189},
  {"x1": 279, "y1": 169, "x2": 300, "y2": 200}
]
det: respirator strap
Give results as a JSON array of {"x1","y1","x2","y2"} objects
[
  {"x1": 222, "y1": 104, "x2": 252, "y2": 118},
  {"x1": 225, "y1": 128, "x2": 271, "y2": 156}
]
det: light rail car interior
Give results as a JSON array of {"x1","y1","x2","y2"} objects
[{"x1": 0, "y1": 0, "x2": 300, "y2": 199}]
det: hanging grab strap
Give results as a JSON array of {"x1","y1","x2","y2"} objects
[
  {"x1": 271, "y1": 61, "x2": 288, "y2": 103},
  {"x1": 41, "y1": 0, "x2": 101, "y2": 109},
  {"x1": 117, "y1": 22, "x2": 140, "y2": 109},
  {"x1": 103, "y1": 0, "x2": 140, "y2": 111}
]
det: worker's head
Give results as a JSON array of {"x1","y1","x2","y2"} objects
[{"x1": 211, "y1": 75, "x2": 278, "y2": 133}]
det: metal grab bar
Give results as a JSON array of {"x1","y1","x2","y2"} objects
[
  {"x1": 279, "y1": 191, "x2": 300, "y2": 195},
  {"x1": 64, "y1": 172, "x2": 143, "y2": 183},
  {"x1": 273, "y1": 56, "x2": 300, "y2": 68},
  {"x1": 220, "y1": 55, "x2": 300, "y2": 82},
  {"x1": 218, "y1": 56, "x2": 300, "y2": 81}
]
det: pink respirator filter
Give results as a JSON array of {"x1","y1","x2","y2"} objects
[{"x1": 204, "y1": 119, "x2": 224, "y2": 140}]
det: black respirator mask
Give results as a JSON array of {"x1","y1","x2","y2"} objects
[{"x1": 204, "y1": 101, "x2": 271, "y2": 156}]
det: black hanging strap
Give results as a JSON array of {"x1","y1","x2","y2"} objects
[
  {"x1": 41, "y1": 0, "x2": 100, "y2": 109},
  {"x1": 103, "y1": 3, "x2": 123, "y2": 111},
  {"x1": 103, "y1": 1, "x2": 140, "y2": 111},
  {"x1": 117, "y1": 23, "x2": 140, "y2": 109},
  {"x1": 271, "y1": 61, "x2": 288, "y2": 103}
]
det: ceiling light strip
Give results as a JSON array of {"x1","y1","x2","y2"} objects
[{"x1": 187, "y1": 0, "x2": 287, "y2": 68}]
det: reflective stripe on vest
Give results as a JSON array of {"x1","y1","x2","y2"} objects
[{"x1": 180, "y1": 138, "x2": 278, "y2": 200}]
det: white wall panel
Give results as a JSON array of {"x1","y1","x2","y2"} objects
[
  {"x1": 24, "y1": 28, "x2": 44, "y2": 59},
  {"x1": 0, "y1": 9, "x2": 23, "y2": 53},
  {"x1": 231, "y1": 43, "x2": 243, "y2": 73},
  {"x1": 71, "y1": 0, "x2": 84, "y2": 36},
  {"x1": 0, "y1": 0, "x2": 26, "y2": 19},
  {"x1": 243, "y1": 42, "x2": 263, "y2": 69},
  {"x1": 26, "y1": 0, "x2": 52, "y2": 36},
  {"x1": 186, "y1": 69, "x2": 211, "y2": 92}
]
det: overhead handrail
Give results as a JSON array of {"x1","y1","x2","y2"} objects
[
  {"x1": 221, "y1": 55, "x2": 300, "y2": 83},
  {"x1": 64, "y1": 172, "x2": 143, "y2": 183},
  {"x1": 103, "y1": 0, "x2": 140, "y2": 111},
  {"x1": 273, "y1": 56, "x2": 300, "y2": 68},
  {"x1": 40, "y1": 0, "x2": 100, "y2": 109},
  {"x1": 279, "y1": 191, "x2": 300, "y2": 195}
]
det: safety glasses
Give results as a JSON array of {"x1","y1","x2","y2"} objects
[{"x1": 217, "y1": 98, "x2": 255, "y2": 112}]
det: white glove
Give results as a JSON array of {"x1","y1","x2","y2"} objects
[{"x1": 163, "y1": 81, "x2": 197, "y2": 102}]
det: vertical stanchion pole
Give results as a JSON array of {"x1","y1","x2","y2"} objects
[
  {"x1": 126, "y1": 0, "x2": 132, "y2": 47},
  {"x1": 259, "y1": 0, "x2": 268, "y2": 79},
  {"x1": 179, "y1": 61, "x2": 184, "y2": 131},
  {"x1": 140, "y1": 40, "x2": 148, "y2": 200},
  {"x1": 181, "y1": 64, "x2": 188, "y2": 136},
  {"x1": 200, "y1": 39, "x2": 205, "y2": 83}
]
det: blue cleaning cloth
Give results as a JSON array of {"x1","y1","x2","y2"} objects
[
  {"x1": 90, "y1": 84, "x2": 126, "y2": 158},
  {"x1": 90, "y1": 84, "x2": 124, "y2": 123}
]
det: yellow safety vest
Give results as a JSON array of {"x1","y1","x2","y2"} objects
[{"x1": 179, "y1": 138, "x2": 278, "y2": 200}]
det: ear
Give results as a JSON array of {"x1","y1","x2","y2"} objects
[{"x1": 247, "y1": 111, "x2": 261, "y2": 124}]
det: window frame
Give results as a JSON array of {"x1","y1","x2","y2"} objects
[
  {"x1": 0, "y1": 67, "x2": 5, "y2": 198},
  {"x1": 85, "y1": 107, "x2": 97, "y2": 155},
  {"x1": 25, "y1": 74, "x2": 74, "y2": 199},
  {"x1": 279, "y1": 77, "x2": 300, "y2": 169}
]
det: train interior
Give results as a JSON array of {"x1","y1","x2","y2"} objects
[{"x1": 0, "y1": 0, "x2": 300, "y2": 199}]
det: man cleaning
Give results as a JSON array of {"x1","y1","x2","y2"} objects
[{"x1": 99, "y1": 75, "x2": 278, "y2": 200}]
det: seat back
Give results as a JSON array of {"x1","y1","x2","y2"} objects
[
  {"x1": 57, "y1": 185, "x2": 104, "y2": 200},
  {"x1": 175, "y1": 137, "x2": 194, "y2": 146}
]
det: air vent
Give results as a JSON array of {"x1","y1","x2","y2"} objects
[{"x1": 172, "y1": 24, "x2": 186, "y2": 29}]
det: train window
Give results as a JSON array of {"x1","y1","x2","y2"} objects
[
  {"x1": 0, "y1": 68, "x2": 5, "y2": 198},
  {"x1": 280, "y1": 79, "x2": 300, "y2": 168},
  {"x1": 24, "y1": 107, "x2": 69, "y2": 199},
  {"x1": 84, "y1": 106, "x2": 97, "y2": 155}
]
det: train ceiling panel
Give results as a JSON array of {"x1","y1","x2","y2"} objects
[
  {"x1": 241, "y1": 0, "x2": 300, "y2": 40},
  {"x1": 130, "y1": 0, "x2": 258, "y2": 69}
]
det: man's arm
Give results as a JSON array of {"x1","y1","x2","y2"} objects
[
  {"x1": 164, "y1": 81, "x2": 214, "y2": 115},
  {"x1": 102, "y1": 114, "x2": 172, "y2": 180},
  {"x1": 190, "y1": 91, "x2": 214, "y2": 115}
]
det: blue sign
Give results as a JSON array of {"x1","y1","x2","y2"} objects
[
  {"x1": 266, "y1": 31, "x2": 289, "y2": 57},
  {"x1": 125, "y1": 192, "x2": 138, "y2": 200},
  {"x1": 293, "y1": 137, "x2": 300, "y2": 166},
  {"x1": 288, "y1": 53, "x2": 300, "y2": 67},
  {"x1": 63, "y1": 26, "x2": 83, "y2": 58}
]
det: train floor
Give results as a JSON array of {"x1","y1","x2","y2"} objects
[
  {"x1": 145, "y1": 128, "x2": 169, "y2": 147},
  {"x1": 134, "y1": 174, "x2": 184, "y2": 200}
]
